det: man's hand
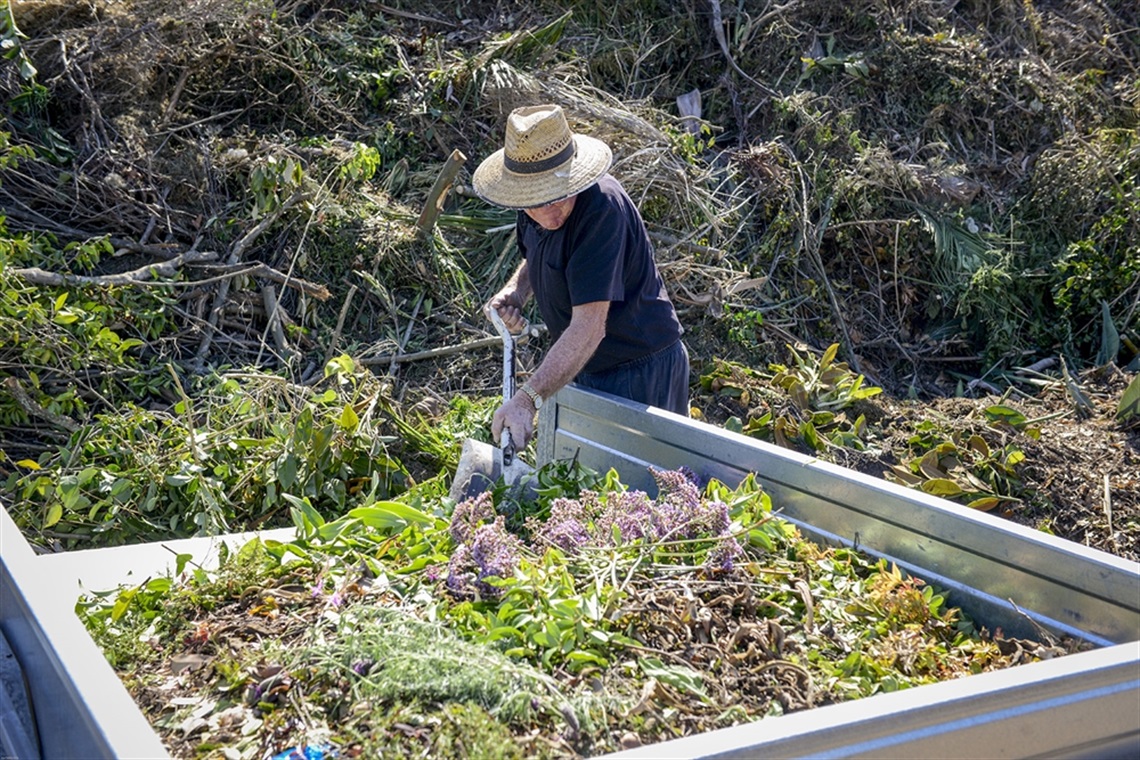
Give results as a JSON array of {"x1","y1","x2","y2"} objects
[
  {"x1": 485, "y1": 260, "x2": 532, "y2": 334},
  {"x1": 486, "y1": 292, "x2": 528, "y2": 334},
  {"x1": 491, "y1": 391, "x2": 536, "y2": 450}
]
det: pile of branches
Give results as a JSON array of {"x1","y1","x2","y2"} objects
[{"x1": 1, "y1": 1, "x2": 1137, "y2": 554}]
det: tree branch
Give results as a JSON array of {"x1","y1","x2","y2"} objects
[{"x1": 10, "y1": 249, "x2": 219, "y2": 288}]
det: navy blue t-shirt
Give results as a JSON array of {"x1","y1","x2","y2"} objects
[{"x1": 518, "y1": 174, "x2": 682, "y2": 375}]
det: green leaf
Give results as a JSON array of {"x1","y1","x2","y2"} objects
[
  {"x1": 566, "y1": 650, "x2": 608, "y2": 666},
  {"x1": 110, "y1": 588, "x2": 136, "y2": 622},
  {"x1": 821, "y1": 343, "x2": 839, "y2": 369},
  {"x1": 487, "y1": 626, "x2": 523, "y2": 641},
  {"x1": 43, "y1": 503, "x2": 63, "y2": 528},
  {"x1": 282, "y1": 493, "x2": 324, "y2": 528},
  {"x1": 966, "y1": 435, "x2": 990, "y2": 457},
  {"x1": 984, "y1": 405, "x2": 1027, "y2": 429},
  {"x1": 1117, "y1": 375, "x2": 1140, "y2": 423},
  {"x1": 967, "y1": 497, "x2": 1001, "y2": 512},
  {"x1": 1097, "y1": 300, "x2": 1120, "y2": 367},
  {"x1": 748, "y1": 528, "x2": 775, "y2": 552},
  {"x1": 279, "y1": 454, "x2": 298, "y2": 490},
  {"x1": 347, "y1": 501, "x2": 433, "y2": 531},
  {"x1": 339, "y1": 404, "x2": 360, "y2": 431},
  {"x1": 317, "y1": 516, "x2": 358, "y2": 543},
  {"x1": 638, "y1": 657, "x2": 707, "y2": 700},
  {"x1": 921, "y1": 478, "x2": 964, "y2": 497}
]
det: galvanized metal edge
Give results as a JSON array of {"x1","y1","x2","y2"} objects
[
  {"x1": 537, "y1": 384, "x2": 1140, "y2": 644},
  {"x1": 0, "y1": 505, "x2": 172, "y2": 760},
  {"x1": 604, "y1": 640, "x2": 1140, "y2": 760}
]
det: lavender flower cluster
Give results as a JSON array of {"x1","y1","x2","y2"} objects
[
  {"x1": 531, "y1": 467, "x2": 744, "y2": 572},
  {"x1": 446, "y1": 492, "x2": 523, "y2": 599}
]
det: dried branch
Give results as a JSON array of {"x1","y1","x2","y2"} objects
[
  {"x1": 417, "y1": 149, "x2": 468, "y2": 237},
  {"x1": 191, "y1": 263, "x2": 330, "y2": 300},
  {"x1": 361, "y1": 325, "x2": 544, "y2": 366},
  {"x1": 261, "y1": 284, "x2": 291, "y2": 361},
  {"x1": 193, "y1": 190, "x2": 310, "y2": 372},
  {"x1": 707, "y1": 0, "x2": 779, "y2": 99},
  {"x1": 10, "y1": 249, "x2": 219, "y2": 288}
]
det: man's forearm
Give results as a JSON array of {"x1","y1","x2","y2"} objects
[{"x1": 525, "y1": 301, "x2": 608, "y2": 399}]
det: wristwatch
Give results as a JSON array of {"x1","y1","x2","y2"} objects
[{"x1": 520, "y1": 382, "x2": 543, "y2": 411}]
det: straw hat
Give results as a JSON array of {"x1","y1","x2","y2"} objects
[{"x1": 472, "y1": 104, "x2": 612, "y2": 209}]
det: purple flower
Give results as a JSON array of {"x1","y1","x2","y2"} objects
[
  {"x1": 450, "y1": 491, "x2": 495, "y2": 545},
  {"x1": 351, "y1": 659, "x2": 374, "y2": 676},
  {"x1": 447, "y1": 544, "x2": 476, "y2": 595},
  {"x1": 705, "y1": 536, "x2": 744, "y2": 572},
  {"x1": 445, "y1": 517, "x2": 523, "y2": 599},
  {"x1": 470, "y1": 516, "x2": 522, "y2": 595},
  {"x1": 651, "y1": 466, "x2": 703, "y2": 500},
  {"x1": 549, "y1": 497, "x2": 589, "y2": 524},
  {"x1": 596, "y1": 490, "x2": 653, "y2": 545},
  {"x1": 539, "y1": 517, "x2": 591, "y2": 554},
  {"x1": 534, "y1": 497, "x2": 593, "y2": 553}
]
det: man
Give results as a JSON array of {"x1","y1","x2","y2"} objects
[{"x1": 472, "y1": 104, "x2": 689, "y2": 451}]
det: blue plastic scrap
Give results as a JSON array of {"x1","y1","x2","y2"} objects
[{"x1": 271, "y1": 745, "x2": 333, "y2": 760}]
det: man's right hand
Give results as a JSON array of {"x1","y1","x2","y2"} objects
[
  {"x1": 491, "y1": 392, "x2": 536, "y2": 450},
  {"x1": 486, "y1": 292, "x2": 527, "y2": 334}
]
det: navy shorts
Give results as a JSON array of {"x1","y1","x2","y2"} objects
[{"x1": 574, "y1": 340, "x2": 690, "y2": 415}]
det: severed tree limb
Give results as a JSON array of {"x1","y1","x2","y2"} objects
[
  {"x1": 361, "y1": 336, "x2": 505, "y2": 365},
  {"x1": 0, "y1": 204, "x2": 184, "y2": 258},
  {"x1": 648, "y1": 230, "x2": 724, "y2": 258},
  {"x1": 374, "y1": 3, "x2": 458, "y2": 27},
  {"x1": 323, "y1": 284, "x2": 358, "y2": 367},
  {"x1": 3, "y1": 377, "x2": 81, "y2": 433},
  {"x1": 389, "y1": 290, "x2": 425, "y2": 377},
  {"x1": 417, "y1": 149, "x2": 467, "y2": 237},
  {"x1": 11, "y1": 249, "x2": 219, "y2": 288}
]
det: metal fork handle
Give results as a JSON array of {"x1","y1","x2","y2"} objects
[
  {"x1": 487, "y1": 307, "x2": 515, "y2": 402},
  {"x1": 486, "y1": 307, "x2": 527, "y2": 466}
]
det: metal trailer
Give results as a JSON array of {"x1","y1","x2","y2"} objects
[{"x1": 2, "y1": 384, "x2": 1138, "y2": 759}]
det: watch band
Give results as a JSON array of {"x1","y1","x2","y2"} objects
[{"x1": 520, "y1": 382, "x2": 543, "y2": 410}]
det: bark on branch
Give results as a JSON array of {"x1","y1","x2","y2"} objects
[
  {"x1": 417, "y1": 149, "x2": 467, "y2": 237},
  {"x1": 3, "y1": 377, "x2": 81, "y2": 433},
  {"x1": 10, "y1": 249, "x2": 220, "y2": 288}
]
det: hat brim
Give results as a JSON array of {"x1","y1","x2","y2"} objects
[{"x1": 472, "y1": 134, "x2": 613, "y2": 209}]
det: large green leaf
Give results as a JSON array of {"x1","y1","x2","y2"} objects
[
  {"x1": 1118, "y1": 375, "x2": 1140, "y2": 424},
  {"x1": 1097, "y1": 300, "x2": 1121, "y2": 367},
  {"x1": 921, "y1": 478, "x2": 964, "y2": 497},
  {"x1": 347, "y1": 501, "x2": 433, "y2": 531}
]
